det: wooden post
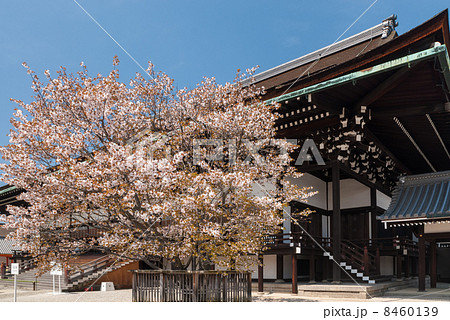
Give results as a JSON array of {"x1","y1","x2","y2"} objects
[
  {"x1": 363, "y1": 246, "x2": 370, "y2": 276},
  {"x1": 160, "y1": 272, "x2": 165, "y2": 302},
  {"x1": 411, "y1": 256, "x2": 417, "y2": 276},
  {"x1": 276, "y1": 254, "x2": 284, "y2": 281},
  {"x1": 418, "y1": 233, "x2": 426, "y2": 292},
  {"x1": 430, "y1": 240, "x2": 437, "y2": 288},
  {"x1": 396, "y1": 254, "x2": 402, "y2": 279},
  {"x1": 370, "y1": 187, "x2": 377, "y2": 241},
  {"x1": 64, "y1": 269, "x2": 69, "y2": 285},
  {"x1": 291, "y1": 253, "x2": 298, "y2": 294},
  {"x1": 0, "y1": 263, "x2": 5, "y2": 279},
  {"x1": 332, "y1": 162, "x2": 341, "y2": 283},
  {"x1": 376, "y1": 247, "x2": 380, "y2": 275},
  {"x1": 247, "y1": 272, "x2": 252, "y2": 302},
  {"x1": 192, "y1": 272, "x2": 199, "y2": 302},
  {"x1": 322, "y1": 256, "x2": 329, "y2": 282},
  {"x1": 132, "y1": 272, "x2": 136, "y2": 302},
  {"x1": 309, "y1": 256, "x2": 316, "y2": 283},
  {"x1": 222, "y1": 274, "x2": 227, "y2": 301},
  {"x1": 258, "y1": 255, "x2": 264, "y2": 292},
  {"x1": 405, "y1": 256, "x2": 410, "y2": 279}
]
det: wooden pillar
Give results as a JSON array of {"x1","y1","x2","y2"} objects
[
  {"x1": 370, "y1": 187, "x2": 377, "y2": 240},
  {"x1": 418, "y1": 230, "x2": 426, "y2": 292},
  {"x1": 64, "y1": 269, "x2": 70, "y2": 285},
  {"x1": 404, "y1": 256, "x2": 410, "y2": 278},
  {"x1": 363, "y1": 246, "x2": 370, "y2": 276},
  {"x1": 411, "y1": 256, "x2": 417, "y2": 276},
  {"x1": 376, "y1": 247, "x2": 381, "y2": 275},
  {"x1": 191, "y1": 256, "x2": 196, "y2": 271},
  {"x1": 430, "y1": 240, "x2": 437, "y2": 288},
  {"x1": 291, "y1": 254, "x2": 298, "y2": 294},
  {"x1": 258, "y1": 255, "x2": 264, "y2": 292},
  {"x1": 396, "y1": 254, "x2": 402, "y2": 279},
  {"x1": 322, "y1": 256, "x2": 329, "y2": 282},
  {"x1": 332, "y1": 162, "x2": 341, "y2": 283},
  {"x1": 276, "y1": 254, "x2": 284, "y2": 281},
  {"x1": 161, "y1": 272, "x2": 167, "y2": 302},
  {"x1": 309, "y1": 256, "x2": 316, "y2": 283}
]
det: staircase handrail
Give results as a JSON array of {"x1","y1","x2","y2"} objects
[
  {"x1": 340, "y1": 240, "x2": 376, "y2": 273},
  {"x1": 67, "y1": 255, "x2": 114, "y2": 283},
  {"x1": 19, "y1": 257, "x2": 36, "y2": 272},
  {"x1": 350, "y1": 236, "x2": 415, "y2": 251},
  {"x1": 343, "y1": 239, "x2": 376, "y2": 259}
]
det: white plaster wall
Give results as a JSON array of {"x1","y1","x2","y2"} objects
[
  {"x1": 283, "y1": 254, "x2": 293, "y2": 279},
  {"x1": 285, "y1": 173, "x2": 327, "y2": 210},
  {"x1": 376, "y1": 190, "x2": 391, "y2": 210},
  {"x1": 263, "y1": 254, "x2": 277, "y2": 279},
  {"x1": 425, "y1": 223, "x2": 450, "y2": 234},
  {"x1": 327, "y1": 179, "x2": 371, "y2": 210},
  {"x1": 380, "y1": 256, "x2": 394, "y2": 276}
]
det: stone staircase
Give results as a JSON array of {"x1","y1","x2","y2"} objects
[
  {"x1": 0, "y1": 254, "x2": 133, "y2": 291},
  {"x1": 323, "y1": 239, "x2": 380, "y2": 284},
  {"x1": 323, "y1": 251, "x2": 375, "y2": 284},
  {"x1": 67, "y1": 259, "x2": 134, "y2": 290},
  {"x1": 3, "y1": 268, "x2": 68, "y2": 290}
]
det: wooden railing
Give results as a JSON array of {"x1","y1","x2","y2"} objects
[
  {"x1": 67, "y1": 255, "x2": 113, "y2": 284},
  {"x1": 350, "y1": 237, "x2": 418, "y2": 252},
  {"x1": 400, "y1": 238, "x2": 419, "y2": 255},
  {"x1": 130, "y1": 270, "x2": 252, "y2": 302},
  {"x1": 1, "y1": 255, "x2": 36, "y2": 276},
  {"x1": 340, "y1": 240, "x2": 376, "y2": 275},
  {"x1": 265, "y1": 232, "x2": 333, "y2": 251},
  {"x1": 19, "y1": 257, "x2": 36, "y2": 272},
  {"x1": 265, "y1": 233, "x2": 384, "y2": 275},
  {"x1": 264, "y1": 232, "x2": 299, "y2": 247}
]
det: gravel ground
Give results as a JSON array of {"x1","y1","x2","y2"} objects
[
  {"x1": 252, "y1": 292, "x2": 450, "y2": 302},
  {"x1": 1, "y1": 286, "x2": 449, "y2": 302},
  {"x1": 0, "y1": 287, "x2": 132, "y2": 302}
]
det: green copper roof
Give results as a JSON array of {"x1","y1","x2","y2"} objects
[
  {"x1": 0, "y1": 186, "x2": 17, "y2": 196},
  {"x1": 265, "y1": 44, "x2": 450, "y2": 105}
]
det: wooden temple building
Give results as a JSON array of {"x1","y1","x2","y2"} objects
[
  {"x1": 0, "y1": 10, "x2": 449, "y2": 294},
  {"x1": 249, "y1": 10, "x2": 450, "y2": 292}
]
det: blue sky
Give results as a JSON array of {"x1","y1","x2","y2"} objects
[{"x1": 0, "y1": 0, "x2": 449, "y2": 160}]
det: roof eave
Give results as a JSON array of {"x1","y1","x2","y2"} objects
[{"x1": 263, "y1": 44, "x2": 450, "y2": 105}]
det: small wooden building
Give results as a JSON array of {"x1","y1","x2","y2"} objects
[{"x1": 379, "y1": 171, "x2": 450, "y2": 291}]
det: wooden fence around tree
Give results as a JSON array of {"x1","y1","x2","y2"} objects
[{"x1": 130, "y1": 270, "x2": 252, "y2": 302}]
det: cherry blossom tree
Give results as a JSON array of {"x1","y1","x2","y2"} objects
[{"x1": 0, "y1": 58, "x2": 314, "y2": 271}]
